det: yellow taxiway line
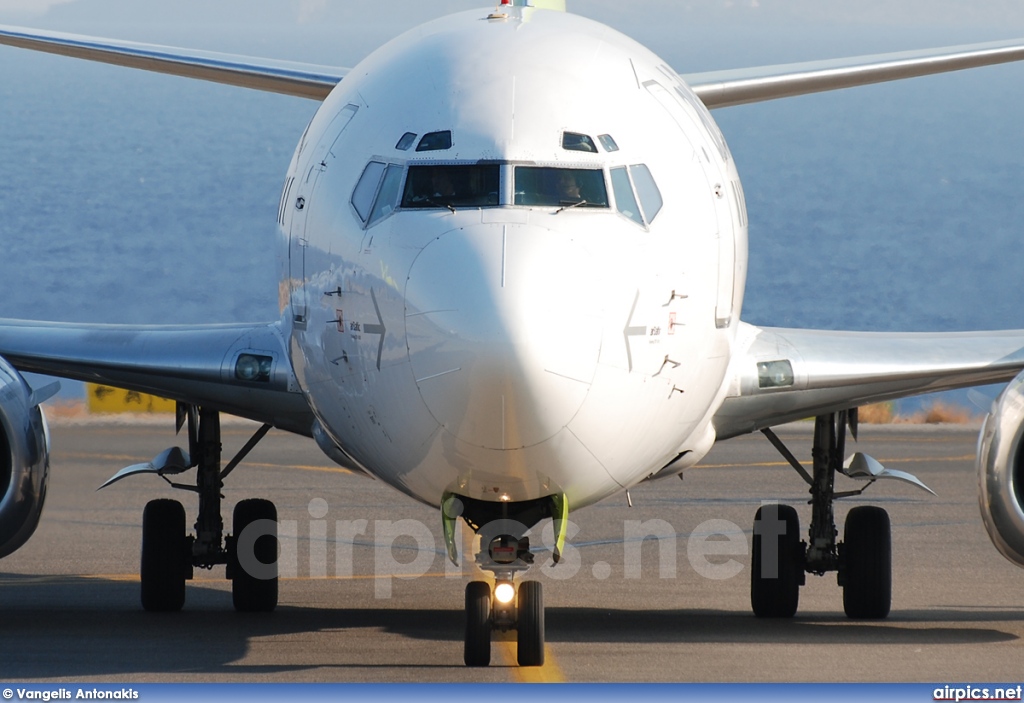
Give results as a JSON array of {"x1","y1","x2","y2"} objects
[{"x1": 497, "y1": 641, "x2": 566, "y2": 682}]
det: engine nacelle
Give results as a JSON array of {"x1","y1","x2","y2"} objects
[
  {"x1": 977, "y1": 371, "x2": 1024, "y2": 568},
  {"x1": 0, "y1": 355, "x2": 51, "y2": 558}
]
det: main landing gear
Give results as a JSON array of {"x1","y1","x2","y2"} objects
[
  {"x1": 753, "y1": 410, "x2": 905, "y2": 619},
  {"x1": 448, "y1": 495, "x2": 564, "y2": 667},
  {"x1": 116, "y1": 405, "x2": 278, "y2": 613}
]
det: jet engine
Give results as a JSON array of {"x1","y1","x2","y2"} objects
[
  {"x1": 978, "y1": 370, "x2": 1024, "y2": 568},
  {"x1": 0, "y1": 355, "x2": 52, "y2": 558}
]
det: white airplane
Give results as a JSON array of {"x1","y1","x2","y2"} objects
[{"x1": 2, "y1": 0, "x2": 1024, "y2": 668}]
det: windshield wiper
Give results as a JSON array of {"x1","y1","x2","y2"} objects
[
  {"x1": 425, "y1": 198, "x2": 457, "y2": 213},
  {"x1": 556, "y1": 199, "x2": 588, "y2": 214}
]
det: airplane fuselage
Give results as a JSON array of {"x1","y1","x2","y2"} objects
[{"x1": 280, "y1": 7, "x2": 748, "y2": 510}]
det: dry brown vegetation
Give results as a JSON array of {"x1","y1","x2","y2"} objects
[
  {"x1": 42, "y1": 399, "x2": 91, "y2": 420},
  {"x1": 40, "y1": 399, "x2": 260, "y2": 427},
  {"x1": 858, "y1": 400, "x2": 976, "y2": 424},
  {"x1": 857, "y1": 402, "x2": 896, "y2": 424},
  {"x1": 44, "y1": 398, "x2": 977, "y2": 427},
  {"x1": 900, "y1": 400, "x2": 976, "y2": 424}
]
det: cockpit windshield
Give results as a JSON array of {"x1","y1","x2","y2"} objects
[
  {"x1": 513, "y1": 167, "x2": 608, "y2": 208},
  {"x1": 401, "y1": 164, "x2": 499, "y2": 209}
]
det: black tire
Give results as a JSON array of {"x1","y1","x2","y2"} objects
[
  {"x1": 464, "y1": 581, "x2": 491, "y2": 667},
  {"x1": 517, "y1": 580, "x2": 545, "y2": 667},
  {"x1": 141, "y1": 499, "x2": 188, "y2": 612},
  {"x1": 842, "y1": 506, "x2": 891, "y2": 619},
  {"x1": 230, "y1": 498, "x2": 278, "y2": 612},
  {"x1": 751, "y1": 504, "x2": 803, "y2": 618}
]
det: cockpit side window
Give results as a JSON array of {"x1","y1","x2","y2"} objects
[
  {"x1": 367, "y1": 164, "x2": 404, "y2": 225},
  {"x1": 351, "y1": 161, "x2": 386, "y2": 222},
  {"x1": 611, "y1": 167, "x2": 643, "y2": 225},
  {"x1": 513, "y1": 167, "x2": 608, "y2": 208},
  {"x1": 630, "y1": 164, "x2": 663, "y2": 223},
  {"x1": 401, "y1": 165, "x2": 499, "y2": 209}
]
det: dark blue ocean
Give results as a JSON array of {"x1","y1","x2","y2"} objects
[{"x1": 1, "y1": 22, "x2": 1022, "y2": 409}]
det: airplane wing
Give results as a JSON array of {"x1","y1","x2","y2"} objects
[
  {"x1": 0, "y1": 319, "x2": 315, "y2": 436},
  {"x1": 713, "y1": 323, "x2": 1024, "y2": 440},
  {"x1": 4, "y1": 24, "x2": 1024, "y2": 109},
  {"x1": 684, "y1": 38, "x2": 1024, "y2": 109},
  {"x1": 0, "y1": 24, "x2": 344, "y2": 100}
]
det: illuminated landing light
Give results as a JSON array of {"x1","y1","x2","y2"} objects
[{"x1": 494, "y1": 582, "x2": 515, "y2": 604}]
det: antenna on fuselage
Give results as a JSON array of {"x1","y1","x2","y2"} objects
[
  {"x1": 489, "y1": 0, "x2": 566, "y2": 20},
  {"x1": 495, "y1": 0, "x2": 567, "y2": 9}
]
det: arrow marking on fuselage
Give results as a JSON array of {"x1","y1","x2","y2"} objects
[
  {"x1": 365, "y1": 287, "x2": 386, "y2": 371},
  {"x1": 622, "y1": 289, "x2": 646, "y2": 372}
]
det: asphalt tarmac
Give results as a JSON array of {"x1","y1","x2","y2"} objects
[{"x1": 2, "y1": 419, "x2": 1022, "y2": 683}]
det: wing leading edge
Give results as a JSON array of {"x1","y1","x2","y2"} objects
[
  {"x1": 0, "y1": 319, "x2": 315, "y2": 436},
  {"x1": 684, "y1": 37, "x2": 1024, "y2": 109},
  {"x1": 4, "y1": 23, "x2": 1024, "y2": 108},
  {"x1": 0, "y1": 24, "x2": 345, "y2": 100},
  {"x1": 714, "y1": 323, "x2": 1024, "y2": 440}
]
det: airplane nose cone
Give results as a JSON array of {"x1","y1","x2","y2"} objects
[{"x1": 406, "y1": 224, "x2": 601, "y2": 450}]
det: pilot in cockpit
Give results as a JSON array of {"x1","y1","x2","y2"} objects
[
  {"x1": 430, "y1": 169, "x2": 456, "y2": 199},
  {"x1": 556, "y1": 170, "x2": 583, "y2": 203}
]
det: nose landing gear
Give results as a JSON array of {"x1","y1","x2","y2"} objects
[
  {"x1": 448, "y1": 494, "x2": 564, "y2": 667},
  {"x1": 464, "y1": 575, "x2": 546, "y2": 667},
  {"x1": 463, "y1": 534, "x2": 545, "y2": 667}
]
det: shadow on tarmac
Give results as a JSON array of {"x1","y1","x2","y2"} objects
[{"x1": 0, "y1": 574, "x2": 1019, "y2": 678}]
